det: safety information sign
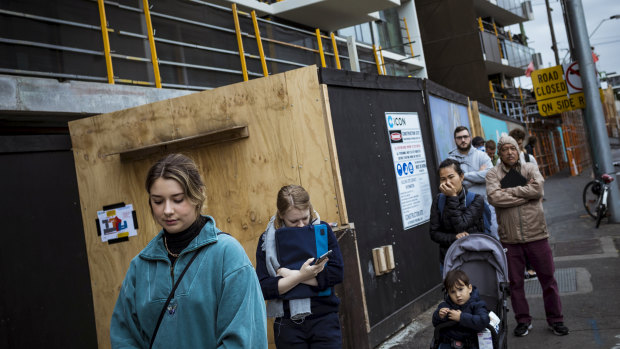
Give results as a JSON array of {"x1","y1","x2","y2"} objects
[
  {"x1": 97, "y1": 204, "x2": 137, "y2": 242},
  {"x1": 385, "y1": 112, "x2": 432, "y2": 230}
]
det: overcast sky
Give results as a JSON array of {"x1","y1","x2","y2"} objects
[{"x1": 510, "y1": 0, "x2": 620, "y2": 88}]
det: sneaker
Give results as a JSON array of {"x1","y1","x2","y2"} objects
[
  {"x1": 514, "y1": 322, "x2": 532, "y2": 337},
  {"x1": 549, "y1": 322, "x2": 569, "y2": 336}
]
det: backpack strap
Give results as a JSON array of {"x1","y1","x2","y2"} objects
[
  {"x1": 149, "y1": 231, "x2": 227, "y2": 349},
  {"x1": 465, "y1": 190, "x2": 476, "y2": 207},
  {"x1": 524, "y1": 153, "x2": 530, "y2": 163},
  {"x1": 438, "y1": 193, "x2": 446, "y2": 218}
]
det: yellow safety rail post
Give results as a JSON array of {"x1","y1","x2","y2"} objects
[
  {"x1": 142, "y1": 0, "x2": 162, "y2": 88},
  {"x1": 507, "y1": 30, "x2": 513, "y2": 42},
  {"x1": 477, "y1": 17, "x2": 484, "y2": 32},
  {"x1": 232, "y1": 4, "x2": 248, "y2": 81},
  {"x1": 97, "y1": 0, "x2": 114, "y2": 84},
  {"x1": 379, "y1": 46, "x2": 387, "y2": 75},
  {"x1": 315, "y1": 29, "x2": 326, "y2": 68},
  {"x1": 492, "y1": 21, "x2": 504, "y2": 59},
  {"x1": 402, "y1": 17, "x2": 414, "y2": 57},
  {"x1": 251, "y1": 11, "x2": 268, "y2": 77},
  {"x1": 489, "y1": 81, "x2": 498, "y2": 110},
  {"x1": 372, "y1": 45, "x2": 383, "y2": 75},
  {"x1": 330, "y1": 33, "x2": 341, "y2": 69}
]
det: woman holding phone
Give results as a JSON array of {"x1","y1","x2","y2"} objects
[{"x1": 255, "y1": 185, "x2": 344, "y2": 348}]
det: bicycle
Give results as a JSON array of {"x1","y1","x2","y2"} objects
[{"x1": 582, "y1": 173, "x2": 615, "y2": 228}]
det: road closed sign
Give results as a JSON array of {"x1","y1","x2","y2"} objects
[
  {"x1": 532, "y1": 65, "x2": 567, "y2": 100},
  {"x1": 530, "y1": 63, "x2": 600, "y2": 117},
  {"x1": 537, "y1": 93, "x2": 585, "y2": 116}
]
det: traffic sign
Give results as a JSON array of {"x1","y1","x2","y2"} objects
[
  {"x1": 564, "y1": 61, "x2": 583, "y2": 94},
  {"x1": 537, "y1": 93, "x2": 585, "y2": 116},
  {"x1": 532, "y1": 65, "x2": 567, "y2": 100}
]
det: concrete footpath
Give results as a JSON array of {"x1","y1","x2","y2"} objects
[{"x1": 378, "y1": 148, "x2": 620, "y2": 349}]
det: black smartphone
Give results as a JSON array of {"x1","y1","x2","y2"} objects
[{"x1": 313, "y1": 250, "x2": 332, "y2": 265}]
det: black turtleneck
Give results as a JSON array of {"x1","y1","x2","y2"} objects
[{"x1": 163, "y1": 215, "x2": 207, "y2": 263}]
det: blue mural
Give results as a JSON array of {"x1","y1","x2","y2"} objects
[
  {"x1": 479, "y1": 113, "x2": 509, "y2": 143},
  {"x1": 428, "y1": 95, "x2": 470, "y2": 164}
]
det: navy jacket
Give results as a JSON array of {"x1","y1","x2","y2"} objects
[
  {"x1": 429, "y1": 189, "x2": 485, "y2": 262},
  {"x1": 432, "y1": 287, "x2": 490, "y2": 341},
  {"x1": 255, "y1": 222, "x2": 344, "y2": 317}
]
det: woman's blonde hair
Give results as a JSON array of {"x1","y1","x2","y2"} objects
[
  {"x1": 275, "y1": 185, "x2": 315, "y2": 229},
  {"x1": 145, "y1": 153, "x2": 206, "y2": 215}
]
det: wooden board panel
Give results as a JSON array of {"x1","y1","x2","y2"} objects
[
  {"x1": 68, "y1": 65, "x2": 342, "y2": 348},
  {"x1": 286, "y1": 67, "x2": 341, "y2": 225}
]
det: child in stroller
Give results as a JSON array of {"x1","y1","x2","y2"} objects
[
  {"x1": 431, "y1": 234, "x2": 509, "y2": 349},
  {"x1": 432, "y1": 270, "x2": 489, "y2": 348}
]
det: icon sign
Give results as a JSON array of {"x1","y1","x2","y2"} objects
[
  {"x1": 408, "y1": 162, "x2": 414, "y2": 174},
  {"x1": 397, "y1": 163, "x2": 403, "y2": 176},
  {"x1": 387, "y1": 115, "x2": 394, "y2": 128}
]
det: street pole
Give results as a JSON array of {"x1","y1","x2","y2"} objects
[
  {"x1": 545, "y1": 0, "x2": 560, "y2": 65},
  {"x1": 565, "y1": 0, "x2": 620, "y2": 223}
]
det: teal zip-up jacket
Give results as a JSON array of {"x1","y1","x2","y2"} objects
[{"x1": 111, "y1": 216, "x2": 268, "y2": 348}]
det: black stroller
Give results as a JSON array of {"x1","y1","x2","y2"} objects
[{"x1": 430, "y1": 234, "x2": 509, "y2": 349}]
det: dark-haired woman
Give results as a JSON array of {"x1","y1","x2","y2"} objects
[
  {"x1": 429, "y1": 158, "x2": 486, "y2": 274},
  {"x1": 111, "y1": 153, "x2": 267, "y2": 348}
]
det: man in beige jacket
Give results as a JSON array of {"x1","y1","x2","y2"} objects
[{"x1": 486, "y1": 136, "x2": 569, "y2": 337}]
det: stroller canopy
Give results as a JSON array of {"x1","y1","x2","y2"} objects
[{"x1": 443, "y1": 234, "x2": 508, "y2": 292}]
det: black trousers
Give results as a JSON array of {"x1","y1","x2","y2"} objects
[{"x1": 274, "y1": 312, "x2": 342, "y2": 349}]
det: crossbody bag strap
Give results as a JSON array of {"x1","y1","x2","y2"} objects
[
  {"x1": 149, "y1": 250, "x2": 200, "y2": 349},
  {"x1": 149, "y1": 232, "x2": 227, "y2": 349}
]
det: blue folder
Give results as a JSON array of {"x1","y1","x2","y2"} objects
[{"x1": 275, "y1": 224, "x2": 332, "y2": 299}]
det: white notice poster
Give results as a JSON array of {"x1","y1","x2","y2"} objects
[{"x1": 385, "y1": 112, "x2": 433, "y2": 230}]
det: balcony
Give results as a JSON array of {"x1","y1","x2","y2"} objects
[
  {"x1": 0, "y1": 1, "x2": 418, "y2": 91},
  {"x1": 473, "y1": 0, "x2": 532, "y2": 26},
  {"x1": 480, "y1": 30, "x2": 534, "y2": 77},
  {"x1": 221, "y1": 0, "x2": 401, "y2": 32}
]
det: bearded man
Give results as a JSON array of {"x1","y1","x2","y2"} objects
[{"x1": 448, "y1": 126, "x2": 498, "y2": 238}]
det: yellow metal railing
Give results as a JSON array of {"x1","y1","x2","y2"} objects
[
  {"x1": 232, "y1": 4, "x2": 248, "y2": 81},
  {"x1": 142, "y1": 0, "x2": 162, "y2": 88},
  {"x1": 330, "y1": 33, "x2": 341, "y2": 70},
  {"x1": 97, "y1": 0, "x2": 114, "y2": 84},
  {"x1": 402, "y1": 17, "x2": 414, "y2": 57},
  {"x1": 315, "y1": 29, "x2": 327, "y2": 68},
  {"x1": 251, "y1": 11, "x2": 268, "y2": 77},
  {"x1": 25, "y1": 1, "x2": 421, "y2": 89}
]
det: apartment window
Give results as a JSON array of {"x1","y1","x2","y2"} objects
[
  {"x1": 338, "y1": 23, "x2": 373, "y2": 45},
  {"x1": 376, "y1": 8, "x2": 405, "y2": 55}
]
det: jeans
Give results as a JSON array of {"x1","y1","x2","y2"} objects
[
  {"x1": 503, "y1": 238, "x2": 563, "y2": 325},
  {"x1": 274, "y1": 311, "x2": 342, "y2": 349}
]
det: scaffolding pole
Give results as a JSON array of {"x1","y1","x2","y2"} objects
[
  {"x1": 142, "y1": 0, "x2": 162, "y2": 88},
  {"x1": 315, "y1": 29, "x2": 326, "y2": 68},
  {"x1": 372, "y1": 45, "x2": 383, "y2": 75},
  {"x1": 402, "y1": 17, "x2": 415, "y2": 57},
  {"x1": 251, "y1": 11, "x2": 268, "y2": 77},
  {"x1": 97, "y1": 0, "x2": 114, "y2": 84},
  {"x1": 232, "y1": 4, "x2": 248, "y2": 81},
  {"x1": 330, "y1": 33, "x2": 341, "y2": 69}
]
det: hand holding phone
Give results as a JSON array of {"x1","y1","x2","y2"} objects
[{"x1": 313, "y1": 250, "x2": 332, "y2": 265}]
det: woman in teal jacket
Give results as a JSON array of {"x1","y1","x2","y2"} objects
[{"x1": 111, "y1": 154, "x2": 267, "y2": 348}]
